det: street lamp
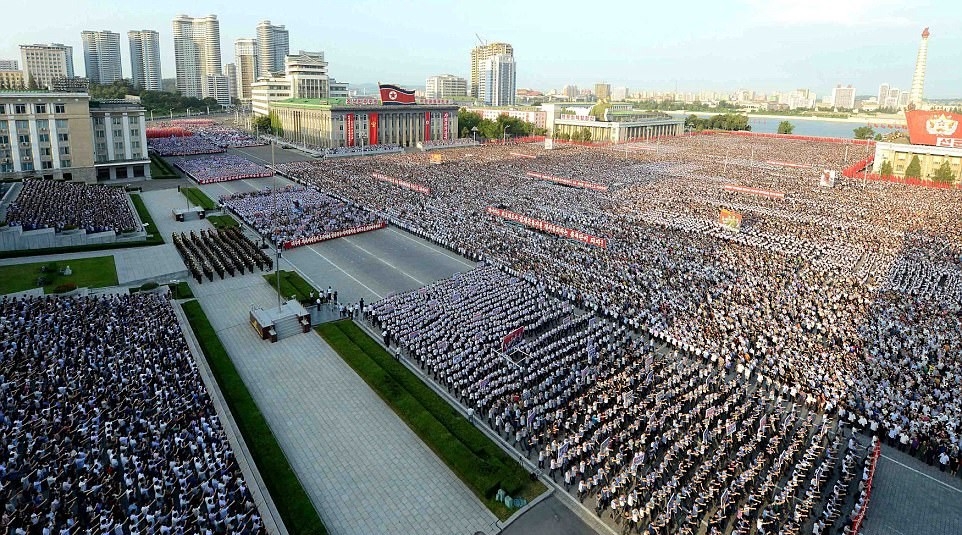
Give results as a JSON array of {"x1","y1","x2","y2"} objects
[
  {"x1": 169, "y1": 108, "x2": 173, "y2": 120},
  {"x1": 186, "y1": 108, "x2": 190, "y2": 118},
  {"x1": 471, "y1": 126, "x2": 478, "y2": 143},
  {"x1": 503, "y1": 125, "x2": 510, "y2": 145}
]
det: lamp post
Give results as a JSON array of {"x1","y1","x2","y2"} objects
[
  {"x1": 503, "y1": 125, "x2": 510, "y2": 145},
  {"x1": 471, "y1": 126, "x2": 478, "y2": 143},
  {"x1": 169, "y1": 108, "x2": 173, "y2": 120},
  {"x1": 186, "y1": 108, "x2": 190, "y2": 118}
]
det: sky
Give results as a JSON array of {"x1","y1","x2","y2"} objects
[{"x1": 2, "y1": 0, "x2": 961, "y2": 99}]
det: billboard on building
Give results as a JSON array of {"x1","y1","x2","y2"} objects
[
  {"x1": 819, "y1": 169, "x2": 837, "y2": 188},
  {"x1": 719, "y1": 209, "x2": 743, "y2": 232},
  {"x1": 905, "y1": 110, "x2": 962, "y2": 148}
]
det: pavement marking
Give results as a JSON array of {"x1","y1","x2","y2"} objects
[
  {"x1": 385, "y1": 228, "x2": 475, "y2": 268},
  {"x1": 342, "y1": 237, "x2": 426, "y2": 285},
  {"x1": 880, "y1": 454, "x2": 962, "y2": 493},
  {"x1": 304, "y1": 245, "x2": 385, "y2": 298}
]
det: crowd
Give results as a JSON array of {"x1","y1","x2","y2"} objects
[
  {"x1": 172, "y1": 228, "x2": 273, "y2": 283},
  {"x1": 148, "y1": 121, "x2": 264, "y2": 149},
  {"x1": 421, "y1": 138, "x2": 480, "y2": 149},
  {"x1": 0, "y1": 293, "x2": 266, "y2": 534},
  {"x1": 322, "y1": 144, "x2": 402, "y2": 157},
  {"x1": 372, "y1": 265, "x2": 877, "y2": 534},
  {"x1": 219, "y1": 186, "x2": 383, "y2": 247},
  {"x1": 148, "y1": 137, "x2": 223, "y2": 157},
  {"x1": 172, "y1": 155, "x2": 273, "y2": 184},
  {"x1": 3, "y1": 179, "x2": 138, "y2": 234},
  {"x1": 274, "y1": 136, "x2": 962, "y2": 477}
]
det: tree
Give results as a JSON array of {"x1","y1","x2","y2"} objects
[
  {"x1": 853, "y1": 126, "x2": 876, "y2": 140},
  {"x1": 777, "y1": 121, "x2": 794, "y2": 134},
  {"x1": 879, "y1": 160, "x2": 894, "y2": 177},
  {"x1": 904, "y1": 155, "x2": 922, "y2": 179},
  {"x1": 874, "y1": 133, "x2": 883, "y2": 141},
  {"x1": 457, "y1": 109, "x2": 482, "y2": 138},
  {"x1": 581, "y1": 128, "x2": 592, "y2": 142},
  {"x1": 252, "y1": 115, "x2": 272, "y2": 133},
  {"x1": 932, "y1": 160, "x2": 956, "y2": 183}
]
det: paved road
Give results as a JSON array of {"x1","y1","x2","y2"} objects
[{"x1": 501, "y1": 495, "x2": 600, "y2": 535}]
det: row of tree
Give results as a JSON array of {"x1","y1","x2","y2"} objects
[
  {"x1": 684, "y1": 113, "x2": 752, "y2": 132},
  {"x1": 88, "y1": 80, "x2": 221, "y2": 115},
  {"x1": 457, "y1": 110, "x2": 545, "y2": 140},
  {"x1": 879, "y1": 158, "x2": 958, "y2": 183}
]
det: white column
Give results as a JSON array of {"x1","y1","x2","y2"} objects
[
  {"x1": 27, "y1": 119, "x2": 41, "y2": 168},
  {"x1": 121, "y1": 114, "x2": 133, "y2": 160},
  {"x1": 105, "y1": 113, "x2": 115, "y2": 160},
  {"x1": 49, "y1": 117, "x2": 61, "y2": 169},
  {"x1": 9, "y1": 120, "x2": 22, "y2": 172},
  {"x1": 139, "y1": 113, "x2": 148, "y2": 157}
]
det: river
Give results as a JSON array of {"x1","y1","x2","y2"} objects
[{"x1": 667, "y1": 112, "x2": 903, "y2": 139}]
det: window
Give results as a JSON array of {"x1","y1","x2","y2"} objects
[
  {"x1": 113, "y1": 129, "x2": 123, "y2": 138},
  {"x1": 58, "y1": 133, "x2": 68, "y2": 142},
  {"x1": 15, "y1": 120, "x2": 28, "y2": 130},
  {"x1": 130, "y1": 129, "x2": 139, "y2": 137},
  {"x1": 34, "y1": 104, "x2": 47, "y2": 114},
  {"x1": 59, "y1": 146, "x2": 69, "y2": 155},
  {"x1": 20, "y1": 148, "x2": 31, "y2": 158},
  {"x1": 60, "y1": 160, "x2": 71, "y2": 168},
  {"x1": 38, "y1": 133, "x2": 49, "y2": 143},
  {"x1": 21, "y1": 162, "x2": 34, "y2": 171},
  {"x1": 14, "y1": 104, "x2": 26, "y2": 114},
  {"x1": 0, "y1": 104, "x2": 5, "y2": 114},
  {"x1": 93, "y1": 117, "x2": 104, "y2": 125},
  {"x1": 40, "y1": 147, "x2": 51, "y2": 156},
  {"x1": 41, "y1": 161, "x2": 53, "y2": 170},
  {"x1": 0, "y1": 121, "x2": 6, "y2": 132},
  {"x1": 0, "y1": 135, "x2": 8, "y2": 145},
  {"x1": 96, "y1": 130, "x2": 106, "y2": 138},
  {"x1": 114, "y1": 141, "x2": 124, "y2": 151},
  {"x1": 54, "y1": 104, "x2": 65, "y2": 114},
  {"x1": 96, "y1": 142, "x2": 106, "y2": 152},
  {"x1": 55, "y1": 119, "x2": 68, "y2": 129},
  {"x1": 111, "y1": 116, "x2": 122, "y2": 125},
  {"x1": 36, "y1": 119, "x2": 48, "y2": 129},
  {"x1": 131, "y1": 140, "x2": 140, "y2": 149},
  {"x1": 18, "y1": 134, "x2": 30, "y2": 144}
]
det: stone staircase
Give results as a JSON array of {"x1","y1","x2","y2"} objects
[{"x1": 273, "y1": 314, "x2": 304, "y2": 341}]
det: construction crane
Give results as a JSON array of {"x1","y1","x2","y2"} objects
[{"x1": 475, "y1": 33, "x2": 486, "y2": 46}]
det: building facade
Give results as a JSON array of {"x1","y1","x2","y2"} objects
[
  {"x1": 204, "y1": 74, "x2": 231, "y2": 106},
  {"x1": 172, "y1": 14, "x2": 222, "y2": 99},
  {"x1": 0, "y1": 70, "x2": 25, "y2": 90},
  {"x1": 0, "y1": 60, "x2": 19, "y2": 71},
  {"x1": 329, "y1": 80, "x2": 349, "y2": 98},
  {"x1": 479, "y1": 54, "x2": 516, "y2": 107},
  {"x1": 234, "y1": 38, "x2": 257, "y2": 103},
  {"x1": 19, "y1": 44, "x2": 75, "y2": 90},
  {"x1": 89, "y1": 99, "x2": 150, "y2": 180},
  {"x1": 128, "y1": 30, "x2": 162, "y2": 91},
  {"x1": 872, "y1": 141, "x2": 961, "y2": 182},
  {"x1": 426, "y1": 74, "x2": 467, "y2": 99},
  {"x1": 831, "y1": 85, "x2": 856, "y2": 110},
  {"x1": 286, "y1": 51, "x2": 329, "y2": 99},
  {"x1": 270, "y1": 98, "x2": 458, "y2": 149},
  {"x1": 464, "y1": 106, "x2": 546, "y2": 129},
  {"x1": 470, "y1": 42, "x2": 513, "y2": 98},
  {"x1": 542, "y1": 103, "x2": 682, "y2": 143},
  {"x1": 81, "y1": 30, "x2": 122, "y2": 85},
  {"x1": 594, "y1": 83, "x2": 611, "y2": 100},
  {"x1": 0, "y1": 91, "x2": 93, "y2": 180},
  {"x1": 250, "y1": 75, "x2": 291, "y2": 118},
  {"x1": 225, "y1": 64, "x2": 238, "y2": 101},
  {"x1": 256, "y1": 20, "x2": 289, "y2": 77}
]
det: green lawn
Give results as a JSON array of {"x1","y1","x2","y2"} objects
[
  {"x1": 181, "y1": 187, "x2": 218, "y2": 211},
  {"x1": 149, "y1": 154, "x2": 179, "y2": 178},
  {"x1": 207, "y1": 214, "x2": 239, "y2": 229},
  {"x1": 181, "y1": 300, "x2": 327, "y2": 535},
  {"x1": 264, "y1": 270, "x2": 317, "y2": 303},
  {"x1": 130, "y1": 193, "x2": 164, "y2": 244},
  {"x1": 0, "y1": 256, "x2": 118, "y2": 294},
  {"x1": 317, "y1": 320, "x2": 545, "y2": 520}
]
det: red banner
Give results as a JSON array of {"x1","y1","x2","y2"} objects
[
  {"x1": 723, "y1": 184, "x2": 785, "y2": 199},
  {"x1": 905, "y1": 110, "x2": 962, "y2": 147},
  {"x1": 369, "y1": 112, "x2": 379, "y2": 145},
  {"x1": 442, "y1": 111, "x2": 450, "y2": 140},
  {"x1": 283, "y1": 222, "x2": 386, "y2": 249},
  {"x1": 502, "y1": 326, "x2": 525, "y2": 352},
  {"x1": 371, "y1": 172, "x2": 431, "y2": 194},
  {"x1": 526, "y1": 171, "x2": 608, "y2": 192},
  {"x1": 486, "y1": 206, "x2": 607, "y2": 248},
  {"x1": 424, "y1": 111, "x2": 431, "y2": 142},
  {"x1": 345, "y1": 113, "x2": 355, "y2": 147},
  {"x1": 379, "y1": 83, "x2": 416, "y2": 105}
]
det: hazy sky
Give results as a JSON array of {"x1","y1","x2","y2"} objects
[{"x1": 2, "y1": 0, "x2": 960, "y2": 98}]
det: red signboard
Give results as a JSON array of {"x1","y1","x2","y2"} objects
[
  {"x1": 345, "y1": 113, "x2": 355, "y2": 147},
  {"x1": 502, "y1": 326, "x2": 525, "y2": 352},
  {"x1": 371, "y1": 172, "x2": 431, "y2": 194},
  {"x1": 369, "y1": 112, "x2": 379, "y2": 145},
  {"x1": 424, "y1": 111, "x2": 431, "y2": 142},
  {"x1": 283, "y1": 222, "x2": 386, "y2": 249},
  {"x1": 905, "y1": 110, "x2": 962, "y2": 147},
  {"x1": 486, "y1": 206, "x2": 607, "y2": 248},
  {"x1": 442, "y1": 111, "x2": 450, "y2": 140},
  {"x1": 526, "y1": 171, "x2": 608, "y2": 192}
]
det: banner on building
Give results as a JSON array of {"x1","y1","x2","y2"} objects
[
  {"x1": 905, "y1": 110, "x2": 962, "y2": 148},
  {"x1": 424, "y1": 111, "x2": 431, "y2": 142},
  {"x1": 502, "y1": 326, "x2": 525, "y2": 352},
  {"x1": 371, "y1": 172, "x2": 431, "y2": 194},
  {"x1": 379, "y1": 83, "x2": 416, "y2": 105},
  {"x1": 345, "y1": 113, "x2": 355, "y2": 147},
  {"x1": 719, "y1": 209, "x2": 743, "y2": 232},
  {"x1": 369, "y1": 112, "x2": 379, "y2": 145},
  {"x1": 442, "y1": 111, "x2": 450, "y2": 140},
  {"x1": 486, "y1": 206, "x2": 607, "y2": 248},
  {"x1": 526, "y1": 171, "x2": 608, "y2": 192},
  {"x1": 819, "y1": 169, "x2": 837, "y2": 188}
]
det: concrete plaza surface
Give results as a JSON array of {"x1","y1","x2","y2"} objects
[{"x1": 189, "y1": 273, "x2": 498, "y2": 535}]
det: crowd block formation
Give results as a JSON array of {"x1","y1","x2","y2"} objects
[
  {"x1": 172, "y1": 154, "x2": 273, "y2": 185},
  {"x1": 172, "y1": 228, "x2": 273, "y2": 283},
  {"x1": 3, "y1": 179, "x2": 138, "y2": 234}
]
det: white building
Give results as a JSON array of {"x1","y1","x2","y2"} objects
[
  {"x1": 426, "y1": 74, "x2": 467, "y2": 99},
  {"x1": 256, "y1": 20, "x2": 289, "y2": 77},
  {"x1": 89, "y1": 99, "x2": 150, "y2": 180},
  {"x1": 0, "y1": 60, "x2": 18, "y2": 71},
  {"x1": 330, "y1": 79, "x2": 349, "y2": 98},
  {"x1": 225, "y1": 64, "x2": 238, "y2": 101},
  {"x1": 251, "y1": 75, "x2": 291, "y2": 117},
  {"x1": 479, "y1": 54, "x2": 516, "y2": 107},
  {"x1": 172, "y1": 14, "x2": 222, "y2": 99},
  {"x1": 286, "y1": 51, "x2": 328, "y2": 99},
  {"x1": 128, "y1": 30, "x2": 162, "y2": 91},
  {"x1": 831, "y1": 85, "x2": 856, "y2": 110},
  {"x1": 779, "y1": 89, "x2": 816, "y2": 110},
  {"x1": 612, "y1": 87, "x2": 629, "y2": 101},
  {"x1": 234, "y1": 38, "x2": 257, "y2": 103},
  {"x1": 877, "y1": 83, "x2": 890, "y2": 108},
  {"x1": 19, "y1": 44, "x2": 75, "y2": 90},
  {"x1": 81, "y1": 31, "x2": 122, "y2": 85},
  {"x1": 204, "y1": 74, "x2": 231, "y2": 106}
]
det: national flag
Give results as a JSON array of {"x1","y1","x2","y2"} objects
[{"x1": 379, "y1": 83, "x2": 416, "y2": 105}]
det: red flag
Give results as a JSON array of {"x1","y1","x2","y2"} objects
[
  {"x1": 369, "y1": 112, "x2": 379, "y2": 145},
  {"x1": 425, "y1": 111, "x2": 431, "y2": 141},
  {"x1": 379, "y1": 83, "x2": 416, "y2": 105}
]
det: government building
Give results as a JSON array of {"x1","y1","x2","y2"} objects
[
  {"x1": 543, "y1": 103, "x2": 683, "y2": 143},
  {"x1": 269, "y1": 97, "x2": 459, "y2": 148},
  {"x1": 871, "y1": 110, "x2": 962, "y2": 183}
]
